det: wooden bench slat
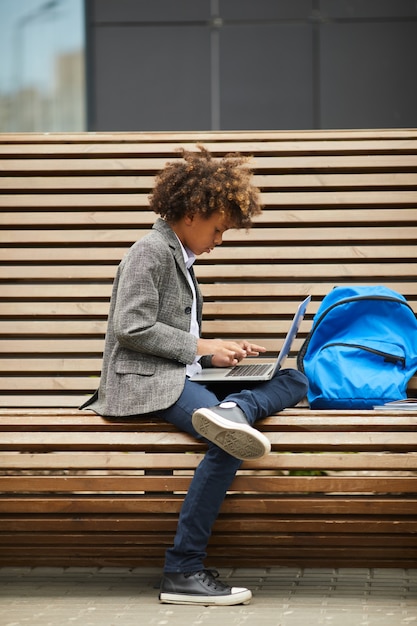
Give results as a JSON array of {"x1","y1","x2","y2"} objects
[
  {"x1": 2, "y1": 154, "x2": 417, "y2": 173},
  {"x1": 0, "y1": 338, "x2": 289, "y2": 355},
  {"x1": 0, "y1": 175, "x2": 155, "y2": 190},
  {"x1": 1, "y1": 207, "x2": 417, "y2": 227},
  {"x1": 2, "y1": 431, "x2": 417, "y2": 451},
  {"x1": 2, "y1": 245, "x2": 417, "y2": 266},
  {"x1": 1, "y1": 538, "x2": 415, "y2": 552},
  {"x1": 1, "y1": 496, "x2": 416, "y2": 516},
  {"x1": 3, "y1": 243, "x2": 417, "y2": 263},
  {"x1": 2, "y1": 407, "x2": 412, "y2": 417},
  {"x1": 0, "y1": 302, "x2": 111, "y2": 316},
  {"x1": 1, "y1": 379, "x2": 414, "y2": 409},
  {"x1": 204, "y1": 245, "x2": 417, "y2": 261},
  {"x1": 2, "y1": 138, "x2": 417, "y2": 156},
  {"x1": 6, "y1": 521, "x2": 416, "y2": 539},
  {"x1": 1, "y1": 475, "x2": 416, "y2": 494},
  {"x1": 0, "y1": 320, "x2": 108, "y2": 334},
  {"x1": 0, "y1": 195, "x2": 150, "y2": 209},
  {"x1": 2, "y1": 190, "x2": 417, "y2": 210},
  {"x1": 0, "y1": 191, "x2": 415, "y2": 211},
  {"x1": 1, "y1": 299, "x2": 416, "y2": 318},
  {"x1": 0, "y1": 209, "x2": 417, "y2": 238},
  {"x1": 0, "y1": 551, "x2": 412, "y2": 569},
  {"x1": 1, "y1": 516, "x2": 415, "y2": 534},
  {"x1": 0, "y1": 409, "x2": 416, "y2": 427},
  {"x1": 198, "y1": 263, "x2": 417, "y2": 280},
  {"x1": 0, "y1": 377, "x2": 101, "y2": 391},
  {"x1": 2, "y1": 282, "x2": 416, "y2": 299},
  {"x1": 0, "y1": 358, "x2": 103, "y2": 372},
  {"x1": 3, "y1": 129, "x2": 417, "y2": 141},
  {"x1": 0, "y1": 319, "x2": 307, "y2": 336},
  {"x1": 3, "y1": 261, "x2": 417, "y2": 282},
  {"x1": 0, "y1": 553, "x2": 413, "y2": 569},
  {"x1": 3, "y1": 533, "x2": 416, "y2": 549},
  {"x1": 4, "y1": 225, "x2": 417, "y2": 245},
  {"x1": 0, "y1": 395, "x2": 98, "y2": 408},
  {"x1": 1, "y1": 451, "x2": 415, "y2": 470},
  {"x1": 2, "y1": 522, "x2": 417, "y2": 542},
  {"x1": 1, "y1": 173, "x2": 417, "y2": 192},
  {"x1": 0, "y1": 338, "x2": 105, "y2": 353},
  {"x1": 5, "y1": 300, "x2": 417, "y2": 317}
]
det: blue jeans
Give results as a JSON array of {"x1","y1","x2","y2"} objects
[{"x1": 156, "y1": 368, "x2": 308, "y2": 573}]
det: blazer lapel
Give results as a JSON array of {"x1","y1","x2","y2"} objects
[{"x1": 152, "y1": 218, "x2": 203, "y2": 324}]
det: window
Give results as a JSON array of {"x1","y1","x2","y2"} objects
[{"x1": 0, "y1": 0, "x2": 85, "y2": 131}]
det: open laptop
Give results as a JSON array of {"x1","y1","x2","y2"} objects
[{"x1": 190, "y1": 295, "x2": 310, "y2": 383}]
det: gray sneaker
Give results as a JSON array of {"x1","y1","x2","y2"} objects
[
  {"x1": 192, "y1": 401, "x2": 271, "y2": 459},
  {"x1": 159, "y1": 569, "x2": 252, "y2": 605}
]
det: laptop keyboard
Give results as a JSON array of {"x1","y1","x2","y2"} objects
[{"x1": 225, "y1": 363, "x2": 272, "y2": 377}]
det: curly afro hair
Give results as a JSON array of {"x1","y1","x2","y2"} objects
[{"x1": 149, "y1": 145, "x2": 262, "y2": 229}]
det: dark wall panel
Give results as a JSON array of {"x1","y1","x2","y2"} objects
[
  {"x1": 320, "y1": 21, "x2": 417, "y2": 128},
  {"x1": 90, "y1": 0, "x2": 211, "y2": 22},
  {"x1": 92, "y1": 25, "x2": 211, "y2": 131},
  {"x1": 220, "y1": 24, "x2": 314, "y2": 129},
  {"x1": 86, "y1": 0, "x2": 417, "y2": 131},
  {"x1": 320, "y1": 0, "x2": 417, "y2": 19},
  {"x1": 219, "y1": 0, "x2": 313, "y2": 20}
]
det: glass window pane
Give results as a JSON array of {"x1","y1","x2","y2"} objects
[{"x1": 0, "y1": 0, "x2": 85, "y2": 131}]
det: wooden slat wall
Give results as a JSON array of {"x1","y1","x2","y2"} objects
[
  {"x1": 1, "y1": 129, "x2": 417, "y2": 569},
  {"x1": 1, "y1": 129, "x2": 417, "y2": 407}
]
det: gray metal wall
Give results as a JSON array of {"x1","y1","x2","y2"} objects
[{"x1": 85, "y1": 0, "x2": 417, "y2": 131}]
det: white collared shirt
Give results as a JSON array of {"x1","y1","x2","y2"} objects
[{"x1": 176, "y1": 237, "x2": 202, "y2": 377}]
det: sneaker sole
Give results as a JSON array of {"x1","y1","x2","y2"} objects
[
  {"x1": 159, "y1": 589, "x2": 252, "y2": 606},
  {"x1": 192, "y1": 408, "x2": 271, "y2": 460}
]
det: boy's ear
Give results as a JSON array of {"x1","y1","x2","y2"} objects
[{"x1": 184, "y1": 214, "x2": 194, "y2": 226}]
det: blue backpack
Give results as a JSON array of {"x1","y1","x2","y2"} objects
[{"x1": 297, "y1": 286, "x2": 417, "y2": 409}]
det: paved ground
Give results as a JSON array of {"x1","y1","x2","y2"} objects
[{"x1": 0, "y1": 567, "x2": 416, "y2": 626}]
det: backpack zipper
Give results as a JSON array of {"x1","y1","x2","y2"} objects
[{"x1": 322, "y1": 342, "x2": 406, "y2": 367}]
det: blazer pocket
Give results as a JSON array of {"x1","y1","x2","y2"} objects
[{"x1": 116, "y1": 360, "x2": 156, "y2": 376}]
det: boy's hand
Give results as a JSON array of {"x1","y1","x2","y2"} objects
[{"x1": 197, "y1": 338, "x2": 266, "y2": 367}]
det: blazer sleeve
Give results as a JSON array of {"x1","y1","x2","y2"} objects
[{"x1": 112, "y1": 235, "x2": 198, "y2": 366}]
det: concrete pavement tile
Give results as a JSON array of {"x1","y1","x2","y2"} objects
[{"x1": 0, "y1": 567, "x2": 416, "y2": 626}]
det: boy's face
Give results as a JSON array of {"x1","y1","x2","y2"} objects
[{"x1": 180, "y1": 210, "x2": 231, "y2": 256}]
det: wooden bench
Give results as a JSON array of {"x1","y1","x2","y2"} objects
[{"x1": 1, "y1": 129, "x2": 417, "y2": 568}]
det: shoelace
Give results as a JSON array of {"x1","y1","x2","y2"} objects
[{"x1": 185, "y1": 569, "x2": 229, "y2": 591}]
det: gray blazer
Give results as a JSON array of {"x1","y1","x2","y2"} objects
[{"x1": 82, "y1": 218, "x2": 207, "y2": 416}]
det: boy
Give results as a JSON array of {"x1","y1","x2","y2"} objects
[{"x1": 81, "y1": 146, "x2": 308, "y2": 605}]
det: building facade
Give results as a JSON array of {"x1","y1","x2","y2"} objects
[{"x1": 86, "y1": 0, "x2": 417, "y2": 131}]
